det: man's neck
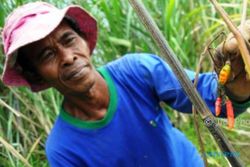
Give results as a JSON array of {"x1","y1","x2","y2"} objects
[{"x1": 62, "y1": 72, "x2": 110, "y2": 121}]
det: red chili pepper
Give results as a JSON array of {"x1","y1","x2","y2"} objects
[
  {"x1": 226, "y1": 99, "x2": 234, "y2": 129},
  {"x1": 215, "y1": 97, "x2": 222, "y2": 116}
]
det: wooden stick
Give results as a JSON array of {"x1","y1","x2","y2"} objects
[
  {"x1": 209, "y1": 0, "x2": 250, "y2": 79},
  {"x1": 193, "y1": 48, "x2": 209, "y2": 167},
  {"x1": 241, "y1": 0, "x2": 248, "y2": 25}
]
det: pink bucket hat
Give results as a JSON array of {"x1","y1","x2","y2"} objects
[{"x1": 1, "y1": 2, "x2": 97, "y2": 92}]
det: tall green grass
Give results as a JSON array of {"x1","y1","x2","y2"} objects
[{"x1": 0, "y1": 0, "x2": 250, "y2": 166}]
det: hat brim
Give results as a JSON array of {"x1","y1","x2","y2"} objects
[{"x1": 2, "y1": 5, "x2": 97, "y2": 92}]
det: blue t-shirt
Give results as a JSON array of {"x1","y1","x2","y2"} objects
[{"x1": 45, "y1": 53, "x2": 248, "y2": 167}]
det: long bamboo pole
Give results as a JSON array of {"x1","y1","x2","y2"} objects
[{"x1": 127, "y1": 0, "x2": 244, "y2": 166}]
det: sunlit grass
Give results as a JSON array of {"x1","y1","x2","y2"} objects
[{"x1": 0, "y1": 0, "x2": 250, "y2": 166}]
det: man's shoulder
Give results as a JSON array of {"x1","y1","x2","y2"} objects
[
  {"x1": 105, "y1": 53, "x2": 163, "y2": 74},
  {"x1": 108, "y1": 53, "x2": 160, "y2": 65},
  {"x1": 102, "y1": 53, "x2": 168, "y2": 93}
]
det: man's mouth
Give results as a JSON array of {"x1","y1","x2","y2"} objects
[{"x1": 61, "y1": 64, "x2": 89, "y2": 81}]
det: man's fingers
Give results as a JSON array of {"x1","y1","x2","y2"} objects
[
  {"x1": 223, "y1": 20, "x2": 250, "y2": 56},
  {"x1": 241, "y1": 20, "x2": 250, "y2": 40},
  {"x1": 214, "y1": 20, "x2": 250, "y2": 77},
  {"x1": 224, "y1": 35, "x2": 238, "y2": 54}
]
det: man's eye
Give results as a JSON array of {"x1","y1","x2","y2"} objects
[
  {"x1": 65, "y1": 36, "x2": 75, "y2": 45},
  {"x1": 41, "y1": 50, "x2": 55, "y2": 62}
]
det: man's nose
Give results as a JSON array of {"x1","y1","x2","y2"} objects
[{"x1": 60, "y1": 48, "x2": 77, "y2": 68}]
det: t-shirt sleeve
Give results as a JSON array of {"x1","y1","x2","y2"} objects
[
  {"x1": 123, "y1": 53, "x2": 249, "y2": 117},
  {"x1": 46, "y1": 149, "x2": 78, "y2": 167}
]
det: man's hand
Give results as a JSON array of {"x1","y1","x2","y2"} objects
[{"x1": 215, "y1": 20, "x2": 250, "y2": 102}]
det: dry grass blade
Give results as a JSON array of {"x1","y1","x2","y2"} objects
[
  {"x1": 0, "y1": 98, "x2": 21, "y2": 117},
  {"x1": 0, "y1": 97, "x2": 41, "y2": 128},
  {"x1": 26, "y1": 135, "x2": 42, "y2": 160},
  {"x1": 232, "y1": 129, "x2": 250, "y2": 137},
  {"x1": 0, "y1": 136, "x2": 32, "y2": 167},
  {"x1": 12, "y1": 118, "x2": 32, "y2": 145},
  {"x1": 230, "y1": 141, "x2": 250, "y2": 146}
]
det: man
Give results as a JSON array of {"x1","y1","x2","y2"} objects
[{"x1": 1, "y1": 1, "x2": 250, "y2": 167}]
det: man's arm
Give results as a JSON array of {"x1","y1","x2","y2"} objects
[{"x1": 133, "y1": 53, "x2": 249, "y2": 117}]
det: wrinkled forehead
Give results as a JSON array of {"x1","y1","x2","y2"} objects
[{"x1": 19, "y1": 21, "x2": 74, "y2": 58}]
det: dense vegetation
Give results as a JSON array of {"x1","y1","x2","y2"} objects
[{"x1": 0, "y1": 0, "x2": 250, "y2": 166}]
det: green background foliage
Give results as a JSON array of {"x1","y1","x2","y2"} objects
[{"x1": 0, "y1": 0, "x2": 250, "y2": 166}]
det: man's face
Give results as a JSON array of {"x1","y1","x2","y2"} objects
[{"x1": 21, "y1": 21, "x2": 96, "y2": 95}]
